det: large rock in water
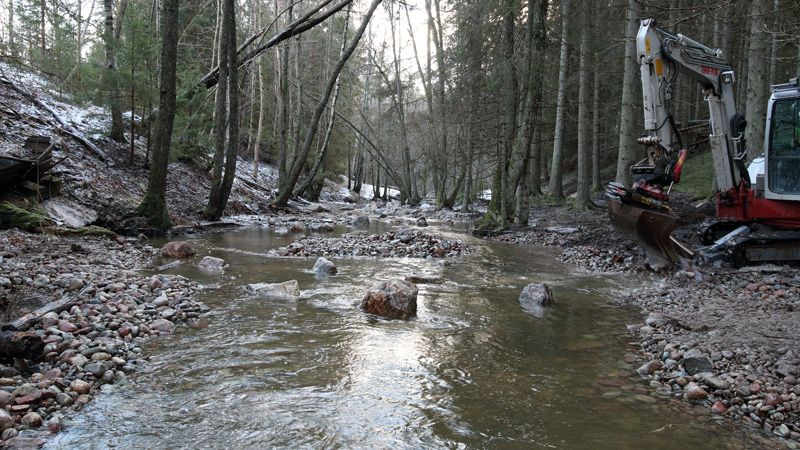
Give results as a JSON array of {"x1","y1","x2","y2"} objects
[
  {"x1": 198, "y1": 256, "x2": 225, "y2": 271},
  {"x1": 519, "y1": 283, "x2": 555, "y2": 312},
  {"x1": 248, "y1": 280, "x2": 301, "y2": 299},
  {"x1": 161, "y1": 241, "x2": 197, "y2": 258},
  {"x1": 361, "y1": 279, "x2": 418, "y2": 319},
  {"x1": 351, "y1": 216, "x2": 370, "y2": 227},
  {"x1": 312, "y1": 257, "x2": 337, "y2": 275}
]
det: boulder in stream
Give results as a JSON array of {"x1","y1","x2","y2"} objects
[
  {"x1": 519, "y1": 283, "x2": 555, "y2": 312},
  {"x1": 309, "y1": 222, "x2": 334, "y2": 233},
  {"x1": 312, "y1": 257, "x2": 337, "y2": 275},
  {"x1": 161, "y1": 241, "x2": 197, "y2": 258},
  {"x1": 361, "y1": 279, "x2": 418, "y2": 319},
  {"x1": 198, "y1": 256, "x2": 226, "y2": 271},
  {"x1": 405, "y1": 275, "x2": 445, "y2": 284},
  {"x1": 248, "y1": 280, "x2": 301, "y2": 299},
  {"x1": 351, "y1": 216, "x2": 370, "y2": 227}
]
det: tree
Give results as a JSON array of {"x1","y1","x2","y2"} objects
[
  {"x1": 548, "y1": 0, "x2": 570, "y2": 201},
  {"x1": 104, "y1": 0, "x2": 126, "y2": 142},
  {"x1": 745, "y1": 0, "x2": 768, "y2": 161},
  {"x1": 614, "y1": 0, "x2": 641, "y2": 187},
  {"x1": 573, "y1": 0, "x2": 591, "y2": 210},
  {"x1": 204, "y1": 0, "x2": 239, "y2": 220},
  {"x1": 273, "y1": 0, "x2": 384, "y2": 207},
  {"x1": 295, "y1": 6, "x2": 352, "y2": 199},
  {"x1": 136, "y1": 0, "x2": 180, "y2": 232},
  {"x1": 478, "y1": 0, "x2": 517, "y2": 229}
]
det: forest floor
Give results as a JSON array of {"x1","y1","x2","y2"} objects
[{"x1": 1, "y1": 64, "x2": 799, "y2": 447}]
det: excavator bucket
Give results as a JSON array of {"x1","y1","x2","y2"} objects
[{"x1": 607, "y1": 195, "x2": 694, "y2": 265}]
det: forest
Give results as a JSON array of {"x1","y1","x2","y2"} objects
[{"x1": 2, "y1": 0, "x2": 800, "y2": 232}]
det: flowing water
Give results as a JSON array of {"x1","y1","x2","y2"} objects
[{"x1": 43, "y1": 223, "x2": 780, "y2": 449}]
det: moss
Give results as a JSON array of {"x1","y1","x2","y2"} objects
[
  {"x1": 0, "y1": 201, "x2": 54, "y2": 231},
  {"x1": 671, "y1": 150, "x2": 715, "y2": 200}
]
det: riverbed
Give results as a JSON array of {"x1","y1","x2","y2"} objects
[{"x1": 42, "y1": 224, "x2": 782, "y2": 449}]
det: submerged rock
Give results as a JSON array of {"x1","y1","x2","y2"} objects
[
  {"x1": 310, "y1": 222, "x2": 335, "y2": 233},
  {"x1": 416, "y1": 217, "x2": 428, "y2": 227},
  {"x1": 519, "y1": 283, "x2": 555, "y2": 312},
  {"x1": 248, "y1": 280, "x2": 301, "y2": 299},
  {"x1": 312, "y1": 257, "x2": 337, "y2": 275},
  {"x1": 637, "y1": 360, "x2": 663, "y2": 375},
  {"x1": 351, "y1": 216, "x2": 370, "y2": 227},
  {"x1": 684, "y1": 382, "x2": 708, "y2": 400},
  {"x1": 361, "y1": 279, "x2": 418, "y2": 319},
  {"x1": 404, "y1": 275, "x2": 445, "y2": 284},
  {"x1": 198, "y1": 256, "x2": 225, "y2": 271},
  {"x1": 161, "y1": 241, "x2": 197, "y2": 258}
]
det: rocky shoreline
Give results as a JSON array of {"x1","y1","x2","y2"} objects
[
  {"x1": 1, "y1": 197, "x2": 799, "y2": 447},
  {"x1": 0, "y1": 230, "x2": 208, "y2": 447}
]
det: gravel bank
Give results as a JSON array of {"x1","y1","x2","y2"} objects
[{"x1": 0, "y1": 230, "x2": 207, "y2": 445}]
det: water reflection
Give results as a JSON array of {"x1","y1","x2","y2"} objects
[{"x1": 42, "y1": 223, "x2": 784, "y2": 449}]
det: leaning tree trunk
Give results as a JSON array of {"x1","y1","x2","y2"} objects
[
  {"x1": 295, "y1": 6, "x2": 351, "y2": 199},
  {"x1": 136, "y1": 0, "x2": 180, "y2": 232},
  {"x1": 273, "y1": 0, "x2": 383, "y2": 207}
]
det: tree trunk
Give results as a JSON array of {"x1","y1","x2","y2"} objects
[
  {"x1": 295, "y1": 7, "x2": 351, "y2": 199},
  {"x1": 136, "y1": 0, "x2": 180, "y2": 232},
  {"x1": 520, "y1": 0, "x2": 548, "y2": 203},
  {"x1": 253, "y1": 54, "x2": 265, "y2": 178},
  {"x1": 204, "y1": 0, "x2": 239, "y2": 221},
  {"x1": 614, "y1": 0, "x2": 640, "y2": 187},
  {"x1": 273, "y1": 0, "x2": 383, "y2": 207},
  {"x1": 574, "y1": 0, "x2": 591, "y2": 210},
  {"x1": 479, "y1": 0, "x2": 516, "y2": 229},
  {"x1": 105, "y1": 0, "x2": 125, "y2": 142},
  {"x1": 548, "y1": 0, "x2": 569, "y2": 200},
  {"x1": 768, "y1": 0, "x2": 779, "y2": 86},
  {"x1": 276, "y1": 2, "x2": 291, "y2": 191},
  {"x1": 745, "y1": 0, "x2": 768, "y2": 162}
]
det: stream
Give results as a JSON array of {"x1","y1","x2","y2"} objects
[{"x1": 43, "y1": 222, "x2": 777, "y2": 449}]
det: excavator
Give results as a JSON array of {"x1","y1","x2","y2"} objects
[{"x1": 606, "y1": 19, "x2": 800, "y2": 267}]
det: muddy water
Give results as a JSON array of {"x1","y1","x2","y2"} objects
[{"x1": 45, "y1": 224, "x2": 778, "y2": 449}]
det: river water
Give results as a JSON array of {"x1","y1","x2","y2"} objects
[{"x1": 44, "y1": 223, "x2": 779, "y2": 449}]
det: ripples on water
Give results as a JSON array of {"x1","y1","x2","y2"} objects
[{"x1": 43, "y1": 223, "x2": 780, "y2": 449}]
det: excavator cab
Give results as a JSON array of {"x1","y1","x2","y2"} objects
[{"x1": 765, "y1": 87, "x2": 800, "y2": 197}]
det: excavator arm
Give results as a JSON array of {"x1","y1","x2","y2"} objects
[
  {"x1": 607, "y1": 19, "x2": 749, "y2": 265},
  {"x1": 633, "y1": 19, "x2": 747, "y2": 192}
]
